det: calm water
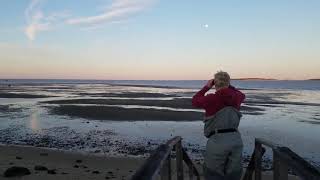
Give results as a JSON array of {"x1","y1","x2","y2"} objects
[
  {"x1": 0, "y1": 79, "x2": 319, "y2": 167},
  {"x1": 1, "y1": 79, "x2": 320, "y2": 90}
]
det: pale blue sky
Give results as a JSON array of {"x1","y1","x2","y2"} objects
[{"x1": 0, "y1": 0, "x2": 319, "y2": 80}]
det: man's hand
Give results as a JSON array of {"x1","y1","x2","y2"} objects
[{"x1": 206, "y1": 79, "x2": 214, "y2": 88}]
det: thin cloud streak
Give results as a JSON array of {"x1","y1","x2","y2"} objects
[
  {"x1": 24, "y1": 0, "x2": 154, "y2": 39},
  {"x1": 24, "y1": 0, "x2": 69, "y2": 41},
  {"x1": 66, "y1": 0, "x2": 155, "y2": 26},
  {"x1": 25, "y1": 0, "x2": 46, "y2": 40}
]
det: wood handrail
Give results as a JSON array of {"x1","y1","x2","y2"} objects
[
  {"x1": 243, "y1": 138, "x2": 320, "y2": 180},
  {"x1": 275, "y1": 147, "x2": 320, "y2": 180},
  {"x1": 131, "y1": 136, "x2": 201, "y2": 180},
  {"x1": 182, "y1": 148, "x2": 201, "y2": 180},
  {"x1": 131, "y1": 144, "x2": 172, "y2": 180}
]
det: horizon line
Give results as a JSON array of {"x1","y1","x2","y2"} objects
[{"x1": 0, "y1": 78, "x2": 319, "y2": 81}]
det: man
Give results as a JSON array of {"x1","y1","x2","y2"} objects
[{"x1": 192, "y1": 71, "x2": 245, "y2": 180}]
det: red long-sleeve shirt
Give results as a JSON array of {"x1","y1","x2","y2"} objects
[{"x1": 192, "y1": 85, "x2": 245, "y2": 117}]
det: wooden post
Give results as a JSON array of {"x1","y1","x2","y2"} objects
[
  {"x1": 182, "y1": 148, "x2": 200, "y2": 180},
  {"x1": 188, "y1": 163, "x2": 194, "y2": 180},
  {"x1": 254, "y1": 140, "x2": 262, "y2": 180},
  {"x1": 160, "y1": 155, "x2": 171, "y2": 180},
  {"x1": 243, "y1": 147, "x2": 266, "y2": 180},
  {"x1": 176, "y1": 140, "x2": 184, "y2": 180},
  {"x1": 273, "y1": 150, "x2": 288, "y2": 180}
]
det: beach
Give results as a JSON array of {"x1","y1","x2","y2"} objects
[
  {"x1": 2, "y1": 0, "x2": 320, "y2": 178},
  {"x1": 0, "y1": 145, "x2": 301, "y2": 180},
  {"x1": 0, "y1": 80, "x2": 320, "y2": 174},
  {"x1": 0, "y1": 145, "x2": 142, "y2": 180}
]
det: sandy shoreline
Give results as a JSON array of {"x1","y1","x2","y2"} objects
[
  {"x1": 0, "y1": 145, "x2": 144, "y2": 180},
  {"x1": 0, "y1": 145, "x2": 300, "y2": 180}
]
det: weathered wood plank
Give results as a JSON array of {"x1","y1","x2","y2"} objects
[
  {"x1": 131, "y1": 136, "x2": 200, "y2": 180},
  {"x1": 243, "y1": 147, "x2": 266, "y2": 180},
  {"x1": 273, "y1": 150, "x2": 288, "y2": 180},
  {"x1": 166, "y1": 136, "x2": 182, "y2": 148},
  {"x1": 254, "y1": 140, "x2": 263, "y2": 180},
  {"x1": 276, "y1": 147, "x2": 320, "y2": 180},
  {"x1": 175, "y1": 140, "x2": 184, "y2": 180},
  {"x1": 131, "y1": 144, "x2": 171, "y2": 180},
  {"x1": 182, "y1": 148, "x2": 200, "y2": 179},
  {"x1": 160, "y1": 155, "x2": 171, "y2": 180}
]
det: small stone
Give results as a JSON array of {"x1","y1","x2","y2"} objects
[
  {"x1": 92, "y1": 170, "x2": 100, "y2": 174},
  {"x1": 34, "y1": 165, "x2": 48, "y2": 171},
  {"x1": 9, "y1": 162, "x2": 14, "y2": 165},
  {"x1": 75, "y1": 160, "x2": 82, "y2": 163},
  {"x1": 82, "y1": 165, "x2": 88, "y2": 169},
  {"x1": 4, "y1": 166, "x2": 31, "y2": 177},
  {"x1": 61, "y1": 172, "x2": 68, "y2": 175},
  {"x1": 73, "y1": 165, "x2": 79, "y2": 168},
  {"x1": 40, "y1": 153, "x2": 48, "y2": 156},
  {"x1": 16, "y1": 156, "x2": 22, "y2": 160},
  {"x1": 47, "y1": 169, "x2": 56, "y2": 174}
]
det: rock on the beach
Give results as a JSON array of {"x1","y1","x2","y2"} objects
[
  {"x1": 47, "y1": 169, "x2": 57, "y2": 174},
  {"x1": 75, "y1": 159, "x2": 82, "y2": 163},
  {"x1": 4, "y1": 166, "x2": 31, "y2": 177},
  {"x1": 34, "y1": 165, "x2": 48, "y2": 171},
  {"x1": 15, "y1": 156, "x2": 22, "y2": 160}
]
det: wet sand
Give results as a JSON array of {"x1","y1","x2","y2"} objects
[
  {"x1": 43, "y1": 98, "x2": 266, "y2": 121},
  {"x1": 0, "y1": 105, "x2": 19, "y2": 113},
  {"x1": 0, "y1": 93, "x2": 52, "y2": 98},
  {"x1": 49, "y1": 105, "x2": 203, "y2": 121},
  {"x1": 78, "y1": 92, "x2": 180, "y2": 98},
  {"x1": 42, "y1": 98, "x2": 266, "y2": 111}
]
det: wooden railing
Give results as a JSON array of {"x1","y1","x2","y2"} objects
[
  {"x1": 131, "y1": 136, "x2": 200, "y2": 180},
  {"x1": 131, "y1": 136, "x2": 320, "y2": 180},
  {"x1": 243, "y1": 138, "x2": 320, "y2": 180}
]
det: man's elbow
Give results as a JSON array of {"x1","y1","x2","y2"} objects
[
  {"x1": 241, "y1": 93, "x2": 246, "y2": 102},
  {"x1": 192, "y1": 99, "x2": 202, "y2": 108}
]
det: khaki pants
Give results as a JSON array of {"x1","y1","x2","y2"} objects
[{"x1": 204, "y1": 132, "x2": 243, "y2": 180}]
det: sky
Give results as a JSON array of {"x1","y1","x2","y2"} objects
[{"x1": 0, "y1": 0, "x2": 319, "y2": 80}]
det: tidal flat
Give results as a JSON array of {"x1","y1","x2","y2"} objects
[{"x1": 0, "y1": 83, "x2": 320, "y2": 170}]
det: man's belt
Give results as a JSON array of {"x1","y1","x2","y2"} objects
[{"x1": 207, "y1": 128, "x2": 237, "y2": 138}]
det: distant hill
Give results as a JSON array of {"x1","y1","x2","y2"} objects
[
  {"x1": 308, "y1": 79, "x2": 320, "y2": 81},
  {"x1": 232, "y1": 78, "x2": 277, "y2": 81}
]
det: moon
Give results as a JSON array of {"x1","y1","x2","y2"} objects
[{"x1": 204, "y1": 24, "x2": 209, "y2": 28}]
